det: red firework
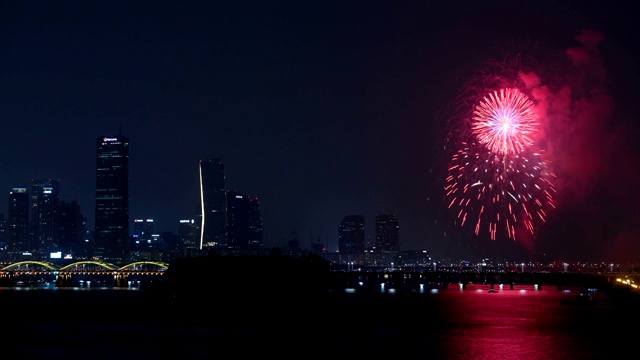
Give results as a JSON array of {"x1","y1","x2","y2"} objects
[
  {"x1": 444, "y1": 142, "x2": 556, "y2": 241},
  {"x1": 471, "y1": 88, "x2": 538, "y2": 156}
]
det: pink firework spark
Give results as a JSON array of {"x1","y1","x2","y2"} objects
[
  {"x1": 445, "y1": 142, "x2": 556, "y2": 240},
  {"x1": 471, "y1": 88, "x2": 538, "y2": 156}
]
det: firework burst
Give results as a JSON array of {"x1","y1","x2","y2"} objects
[
  {"x1": 445, "y1": 141, "x2": 556, "y2": 240},
  {"x1": 471, "y1": 88, "x2": 538, "y2": 156}
]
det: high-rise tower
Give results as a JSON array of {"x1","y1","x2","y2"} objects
[
  {"x1": 30, "y1": 179, "x2": 61, "y2": 258},
  {"x1": 7, "y1": 187, "x2": 30, "y2": 260},
  {"x1": 94, "y1": 134, "x2": 130, "y2": 263},
  {"x1": 227, "y1": 190, "x2": 263, "y2": 255},
  {"x1": 338, "y1": 215, "x2": 365, "y2": 254},
  {"x1": 338, "y1": 214, "x2": 365, "y2": 265},
  {"x1": 199, "y1": 158, "x2": 227, "y2": 251},
  {"x1": 375, "y1": 214, "x2": 400, "y2": 253}
]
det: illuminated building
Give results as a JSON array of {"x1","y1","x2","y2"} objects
[
  {"x1": 199, "y1": 158, "x2": 227, "y2": 251},
  {"x1": 338, "y1": 215, "x2": 365, "y2": 265},
  {"x1": 30, "y1": 179, "x2": 60, "y2": 258},
  {"x1": 94, "y1": 134, "x2": 130, "y2": 263},
  {"x1": 58, "y1": 200, "x2": 87, "y2": 260},
  {"x1": 178, "y1": 219, "x2": 200, "y2": 256},
  {"x1": 7, "y1": 187, "x2": 30, "y2": 260},
  {"x1": 375, "y1": 214, "x2": 400, "y2": 266},
  {"x1": 226, "y1": 190, "x2": 263, "y2": 255},
  {"x1": 130, "y1": 218, "x2": 155, "y2": 261}
]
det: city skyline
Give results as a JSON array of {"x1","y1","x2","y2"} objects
[{"x1": 1, "y1": 1, "x2": 639, "y2": 262}]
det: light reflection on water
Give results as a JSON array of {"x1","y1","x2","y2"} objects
[
  {"x1": 2, "y1": 283, "x2": 632, "y2": 358},
  {"x1": 422, "y1": 287, "x2": 618, "y2": 359}
]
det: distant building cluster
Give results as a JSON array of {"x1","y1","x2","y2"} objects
[
  {"x1": 0, "y1": 133, "x2": 264, "y2": 264},
  {"x1": 0, "y1": 132, "x2": 427, "y2": 267}
]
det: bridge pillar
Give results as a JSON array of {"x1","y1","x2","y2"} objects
[
  {"x1": 56, "y1": 274, "x2": 72, "y2": 287},
  {"x1": 114, "y1": 274, "x2": 129, "y2": 288}
]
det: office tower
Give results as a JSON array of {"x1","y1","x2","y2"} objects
[
  {"x1": 94, "y1": 134, "x2": 130, "y2": 263},
  {"x1": 338, "y1": 215, "x2": 365, "y2": 265},
  {"x1": 227, "y1": 190, "x2": 263, "y2": 255},
  {"x1": 8, "y1": 188, "x2": 30, "y2": 260},
  {"x1": 131, "y1": 218, "x2": 154, "y2": 260},
  {"x1": 339, "y1": 215, "x2": 365, "y2": 254},
  {"x1": 178, "y1": 219, "x2": 199, "y2": 256},
  {"x1": 133, "y1": 219, "x2": 154, "y2": 242},
  {"x1": 199, "y1": 158, "x2": 227, "y2": 251},
  {"x1": 375, "y1": 214, "x2": 400, "y2": 265},
  {"x1": 30, "y1": 179, "x2": 61, "y2": 258},
  {"x1": 0, "y1": 213, "x2": 7, "y2": 261},
  {"x1": 247, "y1": 195, "x2": 263, "y2": 252},
  {"x1": 58, "y1": 200, "x2": 86, "y2": 259}
]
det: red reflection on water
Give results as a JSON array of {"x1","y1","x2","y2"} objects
[{"x1": 431, "y1": 286, "x2": 612, "y2": 359}]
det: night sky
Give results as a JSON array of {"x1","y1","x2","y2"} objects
[{"x1": 1, "y1": 1, "x2": 639, "y2": 262}]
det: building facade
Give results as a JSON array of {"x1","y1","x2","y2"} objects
[
  {"x1": 375, "y1": 214, "x2": 400, "y2": 265},
  {"x1": 338, "y1": 215, "x2": 365, "y2": 265},
  {"x1": 94, "y1": 134, "x2": 130, "y2": 263},
  {"x1": 58, "y1": 200, "x2": 87, "y2": 260},
  {"x1": 226, "y1": 190, "x2": 263, "y2": 255},
  {"x1": 199, "y1": 158, "x2": 227, "y2": 251},
  {"x1": 7, "y1": 187, "x2": 30, "y2": 260},
  {"x1": 30, "y1": 179, "x2": 61, "y2": 258},
  {"x1": 178, "y1": 219, "x2": 200, "y2": 257}
]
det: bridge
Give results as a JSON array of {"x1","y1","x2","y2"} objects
[
  {"x1": 0, "y1": 260, "x2": 169, "y2": 288},
  {"x1": 331, "y1": 270, "x2": 638, "y2": 294}
]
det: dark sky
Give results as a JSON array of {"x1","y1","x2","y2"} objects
[{"x1": 1, "y1": 1, "x2": 639, "y2": 262}]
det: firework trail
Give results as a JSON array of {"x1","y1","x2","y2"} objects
[{"x1": 445, "y1": 140, "x2": 556, "y2": 240}]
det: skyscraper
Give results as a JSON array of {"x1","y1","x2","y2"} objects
[
  {"x1": 7, "y1": 187, "x2": 30, "y2": 260},
  {"x1": 227, "y1": 190, "x2": 263, "y2": 255},
  {"x1": 375, "y1": 214, "x2": 400, "y2": 265},
  {"x1": 94, "y1": 134, "x2": 130, "y2": 263},
  {"x1": 338, "y1": 215, "x2": 365, "y2": 254},
  {"x1": 199, "y1": 158, "x2": 227, "y2": 251},
  {"x1": 178, "y1": 219, "x2": 199, "y2": 257},
  {"x1": 58, "y1": 200, "x2": 87, "y2": 259},
  {"x1": 338, "y1": 215, "x2": 365, "y2": 265},
  {"x1": 30, "y1": 179, "x2": 60, "y2": 258}
]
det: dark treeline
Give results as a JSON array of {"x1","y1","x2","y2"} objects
[{"x1": 155, "y1": 249, "x2": 338, "y2": 305}]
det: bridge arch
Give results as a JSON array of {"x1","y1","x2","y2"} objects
[
  {"x1": 118, "y1": 261, "x2": 169, "y2": 271},
  {"x1": 58, "y1": 261, "x2": 119, "y2": 272},
  {"x1": 1, "y1": 260, "x2": 60, "y2": 271}
]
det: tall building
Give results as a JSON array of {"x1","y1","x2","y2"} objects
[
  {"x1": 7, "y1": 187, "x2": 30, "y2": 260},
  {"x1": 338, "y1": 215, "x2": 365, "y2": 253},
  {"x1": 178, "y1": 219, "x2": 199, "y2": 257},
  {"x1": 131, "y1": 218, "x2": 154, "y2": 258},
  {"x1": 375, "y1": 214, "x2": 400, "y2": 265},
  {"x1": 0, "y1": 212, "x2": 7, "y2": 261},
  {"x1": 199, "y1": 158, "x2": 227, "y2": 251},
  {"x1": 94, "y1": 134, "x2": 130, "y2": 263},
  {"x1": 132, "y1": 219, "x2": 154, "y2": 242},
  {"x1": 247, "y1": 195, "x2": 263, "y2": 252},
  {"x1": 58, "y1": 200, "x2": 87, "y2": 259},
  {"x1": 30, "y1": 179, "x2": 61, "y2": 258},
  {"x1": 227, "y1": 190, "x2": 263, "y2": 255},
  {"x1": 338, "y1": 215, "x2": 365, "y2": 265}
]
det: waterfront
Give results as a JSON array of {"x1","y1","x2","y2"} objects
[{"x1": 3, "y1": 284, "x2": 638, "y2": 359}]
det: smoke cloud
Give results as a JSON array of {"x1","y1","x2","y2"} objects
[{"x1": 528, "y1": 29, "x2": 640, "y2": 262}]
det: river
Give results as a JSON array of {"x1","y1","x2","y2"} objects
[{"x1": 2, "y1": 284, "x2": 637, "y2": 359}]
